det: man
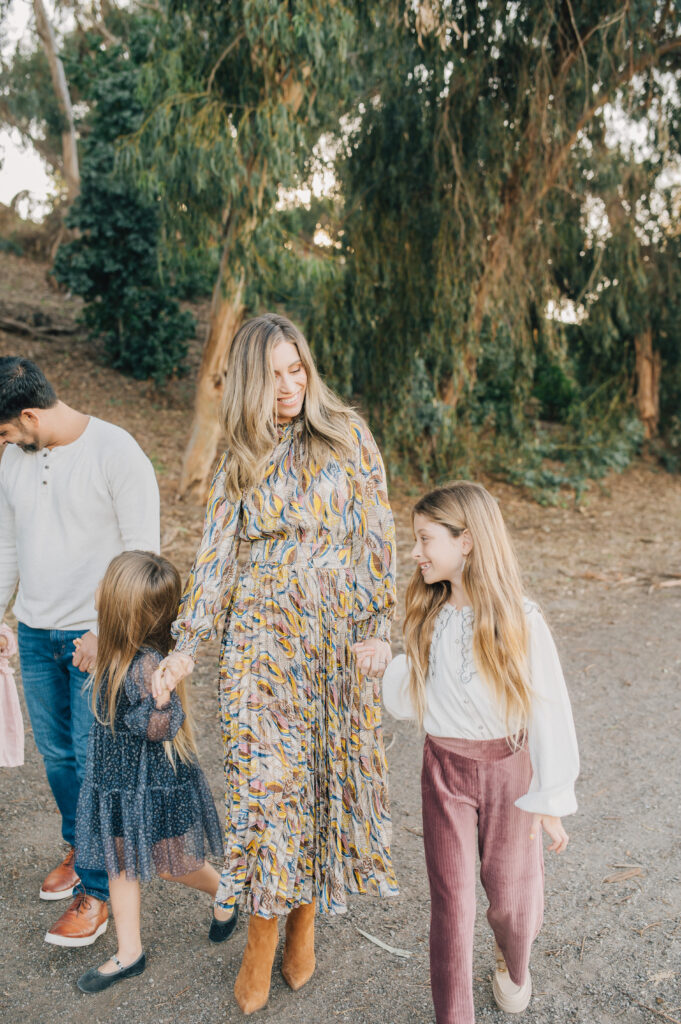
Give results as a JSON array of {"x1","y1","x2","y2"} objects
[{"x1": 0, "y1": 357, "x2": 160, "y2": 946}]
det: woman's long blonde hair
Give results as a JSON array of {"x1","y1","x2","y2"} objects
[
  {"x1": 92, "y1": 551, "x2": 196, "y2": 765},
  {"x1": 404, "y1": 482, "x2": 532, "y2": 737},
  {"x1": 220, "y1": 313, "x2": 356, "y2": 500}
]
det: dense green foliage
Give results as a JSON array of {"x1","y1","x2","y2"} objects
[
  {"x1": 1, "y1": 0, "x2": 680, "y2": 496},
  {"x1": 300, "y1": 1, "x2": 681, "y2": 497},
  {"x1": 39, "y1": 15, "x2": 196, "y2": 383}
]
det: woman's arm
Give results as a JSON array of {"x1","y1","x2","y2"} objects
[
  {"x1": 171, "y1": 452, "x2": 242, "y2": 661},
  {"x1": 515, "y1": 606, "x2": 580, "y2": 818},
  {"x1": 351, "y1": 420, "x2": 396, "y2": 643}
]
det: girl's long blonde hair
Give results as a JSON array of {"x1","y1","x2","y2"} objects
[
  {"x1": 404, "y1": 482, "x2": 532, "y2": 737},
  {"x1": 92, "y1": 551, "x2": 196, "y2": 766},
  {"x1": 220, "y1": 313, "x2": 356, "y2": 500}
]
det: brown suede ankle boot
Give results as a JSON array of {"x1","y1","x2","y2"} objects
[
  {"x1": 233, "y1": 914, "x2": 280, "y2": 1015},
  {"x1": 281, "y1": 898, "x2": 316, "y2": 991}
]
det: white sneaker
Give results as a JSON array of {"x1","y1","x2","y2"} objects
[{"x1": 492, "y1": 942, "x2": 532, "y2": 1013}]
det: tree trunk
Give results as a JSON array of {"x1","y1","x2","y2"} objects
[
  {"x1": 177, "y1": 267, "x2": 246, "y2": 501},
  {"x1": 634, "y1": 328, "x2": 661, "y2": 439},
  {"x1": 33, "y1": 0, "x2": 80, "y2": 203}
]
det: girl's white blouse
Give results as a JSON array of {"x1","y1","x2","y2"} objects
[{"x1": 382, "y1": 602, "x2": 579, "y2": 817}]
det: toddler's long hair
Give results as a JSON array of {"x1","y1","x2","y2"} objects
[
  {"x1": 91, "y1": 551, "x2": 196, "y2": 765},
  {"x1": 404, "y1": 482, "x2": 531, "y2": 737}
]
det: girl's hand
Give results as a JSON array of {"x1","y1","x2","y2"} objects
[
  {"x1": 351, "y1": 638, "x2": 392, "y2": 678},
  {"x1": 530, "y1": 814, "x2": 569, "y2": 853},
  {"x1": 151, "y1": 652, "x2": 195, "y2": 699}
]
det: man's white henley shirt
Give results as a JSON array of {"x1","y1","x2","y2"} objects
[{"x1": 0, "y1": 416, "x2": 160, "y2": 633}]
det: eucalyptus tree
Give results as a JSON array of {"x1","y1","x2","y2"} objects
[
  {"x1": 315, "y1": 1, "x2": 681, "y2": 483},
  {"x1": 129, "y1": 0, "x2": 382, "y2": 498}
]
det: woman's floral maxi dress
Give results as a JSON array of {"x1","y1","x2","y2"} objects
[{"x1": 172, "y1": 416, "x2": 398, "y2": 917}]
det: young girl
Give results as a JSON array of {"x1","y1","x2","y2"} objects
[
  {"x1": 0, "y1": 623, "x2": 23, "y2": 767},
  {"x1": 74, "y1": 551, "x2": 230, "y2": 994},
  {"x1": 381, "y1": 482, "x2": 579, "y2": 1024}
]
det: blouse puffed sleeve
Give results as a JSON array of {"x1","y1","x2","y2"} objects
[
  {"x1": 351, "y1": 419, "x2": 396, "y2": 642},
  {"x1": 515, "y1": 605, "x2": 580, "y2": 818},
  {"x1": 171, "y1": 452, "x2": 242, "y2": 660},
  {"x1": 123, "y1": 651, "x2": 185, "y2": 742},
  {"x1": 381, "y1": 654, "x2": 416, "y2": 720}
]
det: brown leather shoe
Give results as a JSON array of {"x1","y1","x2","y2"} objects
[
  {"x1": 44, "y1": 893, "x2": 108, "y2": 947},
  {"x1": 40, "y1": 846, "x2": 80, "y2": 901}
]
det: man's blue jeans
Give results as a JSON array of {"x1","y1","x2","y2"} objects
[{"x1": 17, "y1": 623, "x2": 109, "y2": 903}]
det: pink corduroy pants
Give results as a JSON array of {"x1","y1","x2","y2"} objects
[{"x1": 421, "y1": 734, "x2": 544, "y2": 1024}]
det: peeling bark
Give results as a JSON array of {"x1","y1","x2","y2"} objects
[
  {"x1": 33, "y1": 0, "x2": 80, "y2": 204},
  {"x1": 177, "y1": 269, "x2": 246, "y2": 501},
  {"x1": 635, "y1": 328, "x2": 660, "y2": 439}
]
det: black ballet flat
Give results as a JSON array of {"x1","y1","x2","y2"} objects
[
  {"x1": 77, "y1": 952, "x2": 146, "y2": 993},
  {"x1": 209, "y1": 905, "x2": 239, "y2": 943}
]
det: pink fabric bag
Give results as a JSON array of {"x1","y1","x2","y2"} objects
[{"x1": 0, "y1": 624, "x2": 24, "y2": 767}]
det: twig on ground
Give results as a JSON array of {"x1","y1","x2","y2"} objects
[
  {"x1": 603, "y1": 867, "x2": 643, "y2": 883},
  {"x1": 0, "y1": 315, "x2": 76, "y2": 339},
  {"x1": 636, "y1": 1004, "x2": 681, "y2": 1024},
  {"x1": 355, "y1": 927, "x2": 413, "y2": 958}
]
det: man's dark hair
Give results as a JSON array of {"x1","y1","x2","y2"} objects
[{"x1": 0, "y1": 357, "x2": 58, "y2": 422}]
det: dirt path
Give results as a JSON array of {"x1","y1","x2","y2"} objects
[{"x1": 1, "y1": 261, "x2": 680, "y2": 1023}]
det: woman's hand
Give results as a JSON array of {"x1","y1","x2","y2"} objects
[
  {"x1": 154, "y1": 687, "x2": 172, "y2": 710},
  {"x1": 151, "y1": 652, "x2": 195, "y2": 699},
  {"x1": 530, "y1": 814, "x2": 569, "y2": 853},
  {"x1": 351, "y1": 638, "x2": 392, "y2": 678}
]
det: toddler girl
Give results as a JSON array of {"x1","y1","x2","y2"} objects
[
  {"x1": 382, "y1": 483, "x2": 579, "y2": 1023},
  {"x1": 74, "y1": 551, "x2": 231, "y2": 994},
  {"x1": 0, "y1": 623, "x2": 23, "y2": 767}
]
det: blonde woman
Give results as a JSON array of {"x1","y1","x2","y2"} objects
[
  {"x1": 152, "y1": 313, "x2": 397, "y2": 1014},
  {"x1": 73, "y1": 551, "x2": 223, "y2": 994},
  {"x1": 381, "y1": 482, "x2": 579, "y2": 1024}
]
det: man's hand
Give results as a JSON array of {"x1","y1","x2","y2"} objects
[
  {"x1": 72, "y1": 630, "x2": 98, "y2": 674},
  {"x1": 351, "y1": 638, "x2": 392, "y2": 678},
  {"x1": 529, "y1": 814, "x2": 569, "y2": 853},
  {"x1": 151, "y1": 652, "x2": 195, "y2": 699}
]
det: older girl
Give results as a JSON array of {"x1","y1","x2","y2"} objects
[
  {"x1": 153, "y1": 313, "x2": 397, "y2": 1014},
  {"x1": 382, "y1": 482, "x2": 579, "y2": 1024}
]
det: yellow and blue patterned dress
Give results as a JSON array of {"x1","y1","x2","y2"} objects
[{"x1": 172, "y1": 415, "x2": 398, "y2": 917}]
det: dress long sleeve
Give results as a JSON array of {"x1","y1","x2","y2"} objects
[
  {"x1": 351, "y1": 421, "x2": 396, "y2": 642},
  {"x1": 171, "y1": 453, "x2": 242, "y2": 660},
  {"x1": 122, "y1": 651, "x2": 185, "y2": 741},
  {"x1": 515, "y1": 607, "x2": 579, "y2": 818}
]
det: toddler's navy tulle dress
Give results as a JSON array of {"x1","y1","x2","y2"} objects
[{"x1": 75, "y1": 647, "x2": 223, "y2": 880}]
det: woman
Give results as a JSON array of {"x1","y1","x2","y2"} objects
[{"x1": 153, "y1": 313, "x2": 398, "y2": 1014}]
